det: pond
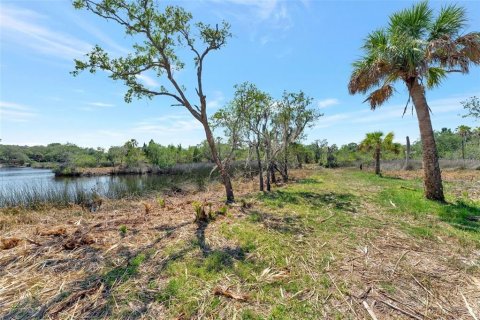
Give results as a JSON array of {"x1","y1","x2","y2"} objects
[{"x1": 0, "y1": 167, "x2": 210, "y2": 208}]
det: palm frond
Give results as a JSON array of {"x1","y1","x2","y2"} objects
[
  {"x1": 458, "y1": 33, "x2": 480, "y2": 65},
  {"x1": 348, "y1": 56, "x2": 396, "y2": 94},
  {"x1": 363, "y1": 84, "x2": 394, "y2": 110},
  {"x1": 425, "y1": 67, "x2": 447, "y2": 88},
  {"x1": 428, "y1": 4, "x2": 466, "y2": 40},
  {"x1": 389, "y1": 1, "x2": 432, "y2": 38},
  {"x1": 360, "y1": 131, "x2": 383, "y2": 152},
  {"x1": 363, "y1": 29, "x2": 388, "y2": 53}
]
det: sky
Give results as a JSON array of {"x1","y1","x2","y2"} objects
[{"x1": 0, "y1": 0, "x2": 479, "y2": 149}]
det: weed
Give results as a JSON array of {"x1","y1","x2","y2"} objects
[
  {"x1": 119, "y1": 225, "x2": 127, "y2": 236},
  {"x1": 157, "y1": 196, "x2": 166, "y2": 208}
]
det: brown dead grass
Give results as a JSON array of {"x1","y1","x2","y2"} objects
[
  {"x1": 0, "y1": 169, "x2": 479, "y2": 319},
  {"x1": 0, "y1": 176, "x2": 257, "y2": 318},
  {"x1": 331, "y1": 198, "x2": 480, "y2": 319}
]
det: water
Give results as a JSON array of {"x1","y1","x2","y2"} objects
[{"x1": 0, "y1": 167, "x2": 209, "y2": 207}]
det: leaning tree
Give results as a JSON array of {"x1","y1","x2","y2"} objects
[
  {"x1": 348, "y1": 1, "x2": 480, "y2": 201},
  {"x1": 72, "y1": 0, "x2": 236, "y2": 202}
]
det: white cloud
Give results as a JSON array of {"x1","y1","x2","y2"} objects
[
  {"x1": 132, "y1": 115, "x2": 202, "y2": 135},
  {"x1": 207, "y1": 91, "x2": 225, "y2": 110},
  {"x1": 136, "y1": 74, "x2": 159, "y2": 88},
  {"x1": 88, "y1": 102, "x2": 115, "y2": 108},
  {"x1": 0, "y1": 5, "x2": 92, "y2": 60},
  {"x1": 315, "y1": 95, "x2": 476, "y2": 130},
  {"x1": 0, "y1": 101, "x2": 37, "y2": 122},
  {"x1": 317, "y1": 98, "x2": 340, "y2": 109},
  {"x1": 70, "y1": 14, "x2": 130, "y2": 56}
]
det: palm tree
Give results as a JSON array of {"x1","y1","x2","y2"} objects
[
  {"x1": 456, "y1": 125, "x2": 471, "y2": 160},
  {"x1": 359, "y1": 132, "x2": 400, "y2": 175},
  {"x1": 348, "y1": 1, "x2": 480, "y2": 201}
]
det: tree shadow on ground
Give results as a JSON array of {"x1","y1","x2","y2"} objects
[
  {"x1": 259, "y1": 190, "x2": 358, "y2": 212},
  {"x1": 2, "y1": 218, "x2": 249, "y2": 320},
  {"x1": 297, "y1": 178, "x2": 322, "y2": 184},
  {"x1": 440, "y1": 200, "x2": 480, "y2": 233},
  {"x1": 248, "y1": 210, "x2": 310, "y2": 235},
  {"x1": 194, "y1": 219, "x2": 248, "y2": 269}
]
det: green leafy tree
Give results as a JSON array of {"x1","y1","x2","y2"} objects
[
  {"x1": 276, "y1": 91, "x2": 322, "y2": 181},
  {"x1": 213, "y1": 82, "x2": 271, "y2": 191},
  {"x1": 72, "y1": 0, "x2": 235, "y2": 203},
  {"x1": 124, "y1": 139, "x2": 144, "y2": 167},
  {"x1": 107, "y1": 146, "x2": 127, "y2": 167},
  {"x1": 310, "y1": 139, "x2": 328, "y2": 165},
  {"x1": 348, "y1": 1, "x2": 480, "y2": 201},
  {"x1": 461, "y1": 96, "x2": 480, "y2": 120},
  {"x1": 359, "y1": 132, "x2": 400, "y2": 175}
]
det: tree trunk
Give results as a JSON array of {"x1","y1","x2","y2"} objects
[
  {"x1": 461, "y1": 138, "x2": 465, "y2": 161},
  {"x1": 283, "y1": 148, "x2": 289, "y2": 182},
  {"x1": 409, "y1": 79, "x2": 444, "y2": 201},
  {"x1": 404, "y1": 136, "x2": 411, "y2": 170},
  {"x1": 266, "y1": 162, "x2": 271, "y2": 192},
  {"x1": 271, "y1": 163, "x2": 276, "y2": 183},
  {"x1": 296, "y1": 153, "x2": 303, "y2": 169},
  {"x1": 375, "y1": 147, "x2": 381, "y2": 175},
  {"x1": 202, "y1": 120, "x2": 235, "y2": 203},
  {"x1": 255, "y1": 144, "x2": 264, "y2": 192}
]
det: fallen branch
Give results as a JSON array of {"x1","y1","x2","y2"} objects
[
  {"x1": 461, "y1": 292, "x2": 479, "y2": 320},
  {"x1": 391, "y1": 250, "x2": 409, "y2": 276},
  {"x1": 319, "y1": 214, "x2": 335, "y2": 224},
  {"x1": 363, "y1": 301, "x2": 378, "y2": 320},
  {"x1": 213, "y1": 286, "x2": 249, "y2": 302},
  {"x1": 377, "y1": 298, "x2": 423, "y2": 320},
  {"x1": 25, "y1": 238, "x2": 42, "y2": 246},
  {"x1": 328, "y1": 274, "x2": 358, "y2": 317}
]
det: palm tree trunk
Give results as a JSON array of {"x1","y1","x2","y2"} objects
[
  {"x1": 375, "y1": 147, "x2": 381, "y2": 175},
  {"x1": 203, "y1": 120, "x2": 235, "y2": 203},
  {"x1": 409, "y1": 80, "x2": 444, "y2": 201},
  {"x1": 461, "y1": 138, "x2": 465, "y2": 161},
  {"x1": 255, "y1": 144, "x2": 264, "y2": 192}
]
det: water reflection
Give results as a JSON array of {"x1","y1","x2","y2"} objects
[{"x1": 0, "y1": 167, "x2": 212, "y2": 207}]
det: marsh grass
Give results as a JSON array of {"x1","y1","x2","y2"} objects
[{"x1": 0, "y1": 169, "x2": 219, "y2": 209}]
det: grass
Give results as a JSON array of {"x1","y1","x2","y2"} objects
[{"x1": 1, "y1": 168, "x2": 479, "y2": 319}]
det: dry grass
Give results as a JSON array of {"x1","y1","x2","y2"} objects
[
  {"x1": 0, "y1": 169, "x2": 479, "y2": 319},
  {"x1": 0, "y1": 176, "x2": 256, "y2": 319}
]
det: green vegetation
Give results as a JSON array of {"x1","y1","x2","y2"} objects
[
  {"x1": 359, "y1": 131, "x2": 400, "y2": 175},
  {"x1": 462, "y1": 96, "x2": 480, "y2": 120},
  {"x1": 19, "y1": 168, "x2": 475, "y2": 318},
  {"x1": 348, "y1": 1, "x2": 480, "y2": 201},
  {"x1": 2, "y1": 123, "x2": 479, "y2": 175}
]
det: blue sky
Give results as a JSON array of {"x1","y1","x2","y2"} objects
[{"x1": 0, "y1": 0, "x2": 479, "y2": 148}]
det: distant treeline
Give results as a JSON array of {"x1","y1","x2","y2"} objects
[{"x1": 1, "y1": 126, "x2": 478, "y2": 170}]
